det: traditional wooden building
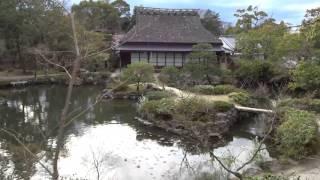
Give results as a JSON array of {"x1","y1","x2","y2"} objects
[{"x1": 114, "y1": 7, "x2": 224, "y2": 68}]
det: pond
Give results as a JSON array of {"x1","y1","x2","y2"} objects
[{"x1": 0, "y1": 85, "x2": 272, "y2": 180}]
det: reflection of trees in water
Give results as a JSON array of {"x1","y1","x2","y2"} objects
[
  {"x1": 0, "y1": 154, "x2": 14, "y2": 180},
  {"x1": 0, "y1": 85, "x2": 105, "y2": 179}
]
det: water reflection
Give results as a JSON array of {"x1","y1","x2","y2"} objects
[{"x1": 0, "y1": 85, "x2": 271, "y2": 180}]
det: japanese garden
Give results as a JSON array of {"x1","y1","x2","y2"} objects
[{"x1": 0, "y1": 0, "x2": 320, "y2": 180}]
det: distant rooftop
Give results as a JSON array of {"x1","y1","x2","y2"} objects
[{"x1": 219, "y1": 36, "x2": 236, "y2": 54}]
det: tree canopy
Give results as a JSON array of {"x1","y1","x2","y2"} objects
[
  {"x1": 72, "y1": 0, "x2": 120, "y2": 32},
  {"x1": 234, "y1": 5, "x2": 274, "y2": 32},
  {"x1": 302, "y1": 8, "x2": 320, "y2": 49},
  {"x1": 0, "y1": 0, "x2": 73, "y2": 71},
  {"x1": 0, "y1": 0, "x2": 131, "y2": 72},
  {"x1": 201, "y1": 10, "x2": 223, "y2": 36},
  {"x1": 121, "y1": 62, "x2": 155, "y2": 92}
]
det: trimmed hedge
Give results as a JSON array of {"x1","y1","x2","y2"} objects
[
  {"x1": 139, "y1": 98, "x2": 175, "y2": 116},
  {"x1": 190, "y1": 84, "x2": 242, "y2": 95},
  {"x1": 189, "y1": 85, "x2": 215, "y2": 95},
  {"x1": 212, "y1": 101, "x2": 235, "y2": 112},
  {"x1": 144, "y1": 91, "x2": 176, "y2": 100},
  {"x1": 212, "y1": 85, "x2": 239, "y2": 95}
]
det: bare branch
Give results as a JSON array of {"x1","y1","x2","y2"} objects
[
  {"x1": 208, "y1": 113, "x2": 277, "y2": 180},
  {"x1": 85, "y1": 47, "x2": 113, "y2": 59},
  {"x1": 90, "y1": 147, "x2": 101, "y2": 180},
  {"x1": 85, "y1": 19, "x2": 154, "y2": 59},
  {"x1": 236, "y1": 114, "x2": 276, "y2": 172},
  {"x1": 0, "y1": 128, "x2": 54, "y2": 177},
  {"x1": 63, "y1": 79, "x2": 130, "y2": 128},
  {"x1": 52, "y1": 12, "x2": 82, "y2": 180},
  {"x1": 179, "y1": 151, "x2": 195, "y2": 174},
  {"x1": 35, "y1": 49, "x2": 72, "y2": 79},
  {"x1": 209, "y1": 151, "x2": 243, "y2": 179}
]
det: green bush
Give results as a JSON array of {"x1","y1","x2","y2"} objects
[
  {"x1": 140, "y1": 96, "x2": 234, "y2": 122},
  {"x1": 175, "y1": 97, "x2": 205, "y2": 116},
  {"x1": 175, "y1": 98, "x2": 233, "y2": 122},
  {"x1": 212, "y1": 101, "x2": 234, "y2": 112},
  {"x1": 144, "y1": 91, "x2": 176, "y2": 100},
  {"x1": 140, "y1": 98, "x2": 175, "y2": 116},
  {"x1": 279, "y1": 98, "x2": 320, "y2": 113},
  {"x1": 190, "y1": 84, "x2": 241, "y2": 95},
  {"x1": 211, "y1": 85, "x2": 239, "y2": 95},
  {"x1": 176, "y1": 97, "x2": 234, "y2": 115},
  {"x1": 235, "y1": 60, "x2": 281, "y2": 87},
  {"x1": 121, "y1": 62, "x2": 154, "y2": 92},
  {"x1": 289, "y1": 60, "x2": 320, "y2": 94},
  {"x1": 229, "y1": 92, "x2": 251, "y2": 106},
  {"x1": 190, "y1": 85, "x2": 215, "y2": 95},
  {"x1": 158, "y1": 66, "x2": 181, "y2": 87},
  {"x1": 276, "y1": 108, "x2": 318, "y2": 159}
]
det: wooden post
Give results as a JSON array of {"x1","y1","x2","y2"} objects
[
  {"x1": 164, "y1": 52, "x2": 167, "y2": 66},
  {"x1": 173, "y1": 52, "x2": 176, "y2": 67},
  {"x1": 182, "y1": 53, "x2": 185, "y2": 67},
  {"x1": 156, "y1": 52, "x2": 158, "y2": 67}
]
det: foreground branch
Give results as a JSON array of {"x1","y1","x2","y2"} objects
[
  {"x1": 0, "y1": 129, "x2": 54, "y2": 177},
  {"x1": 36, "y1": 50, "x2": 72, "y2": 79},
  {"x1": 209, "y1": 113, "x2": 277, "y2": 180},
  {"x1": 52, "y1": 12, "x2": 81, "y2": 180}
]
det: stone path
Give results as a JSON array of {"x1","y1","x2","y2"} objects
[{"x1": 150, "y1": 83, "x2": 274, "y2": 114}]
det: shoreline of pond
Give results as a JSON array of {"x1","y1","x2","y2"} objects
[{"x1": 0, "y1": 72, "x2": 111, "y2": 89}]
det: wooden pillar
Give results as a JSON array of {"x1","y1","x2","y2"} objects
[
  {"x1": 182, "y1": 53, "x2": 185, "y2": 67},
  {"x1": 164, "y1": 52, "x2": 167, "y2": 66},
  {"x1": 173, "y1": 52, "x2": 176, "y2": 67},
  {"x1": 156, "y1": 52, "x2": 158, "y2": 67}
]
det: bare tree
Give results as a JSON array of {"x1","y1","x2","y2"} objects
[
  {"x1": 52, "y1": 12, "x2": 81, "y2": 180},
  {"x1": 209, "y1": 113, "x2": 276, "y2": 180}
]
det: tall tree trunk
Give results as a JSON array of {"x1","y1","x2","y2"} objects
[
  {"x1": 15, "y1": 36, "x2": 26, "y2": 73},
  {"x1": 52, "y1": 13, "x2": 81, "y2": 180}
]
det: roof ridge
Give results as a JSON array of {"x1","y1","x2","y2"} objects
[{"x1": 134, "y1": 6, "x2": 200, "y2": 16}]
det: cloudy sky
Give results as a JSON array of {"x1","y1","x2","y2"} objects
[{"x1": 71, "y1": 0, "x2": 320, "y2": 25}]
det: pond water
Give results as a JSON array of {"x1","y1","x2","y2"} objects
[{"x1": 0, "y1": 85, "x2": 272, "y2": 180}]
